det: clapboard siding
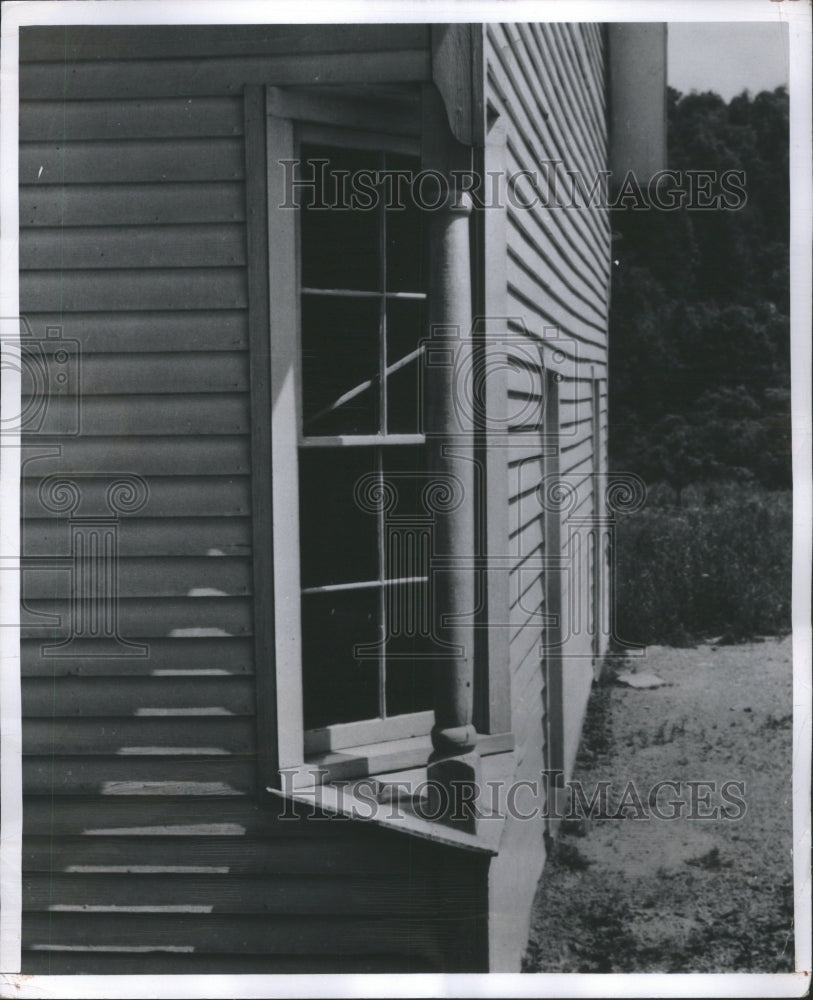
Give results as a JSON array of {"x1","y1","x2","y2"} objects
[
  {"x1": 22, "y1": 596, "x2": 253, "y2": 638},
  {"x1": 507, "y1": 318, "x2": 605, "y2": 367},
  {"x1": 25, "y1": 353, "x2": 248, "y2": 394},
  {"x1": 18, "y1": 36, "x2": 262, "y2": 972},
  {"x1": 23, "y1": 828, "x2": 471, "y2": 877},
  {"x1": 22, "y1": 676, "x2": 256, "y2": 716},
  {"x1": 18, "y1": 24, "x2": 431, "y2": 61},
  {"x1": 17, "y1": 22, "x2": 499, "y2": 975},
  {"x1": 20, "y1": 52, "x2": 431, "y2": 100},
  {"x1": 20, "y1": 138, "x2": 246, "y2": 184},
  {"x1": 19, "y1": 953, "x2": 420, "y2": 975},
  {"x1": 24, "y1": 872, "x2": 474, "y2": 916},
  {"x1": 24, "y1": 716, "x2": 256, "y2": 756},
  {"x1": 19, "y1": 98, "x2": 244, "y2": 140},
  {"x1": 23, "y1": 517, "x2": 252, "y2": 556},
  {"x1": 30, "y1": 394, "x2": 250, "y2": 435},
  {"x1": 24, "y1": 757, "x2": 256, "y2": 796},
  {"x1": 485, "y1": 21, "x2": 609, "y2": 812},
  {"x1": 506, "y1": 247, "x2": 606, "y2": 348},
  {"x1": 23, "y1": 478, "x2": 251, "y2": 519},
  {"x1": 21, "y1": 224, "x2": 247, "y2": 270},
  {"x1": 22, "y1": 800, "x2": 488, "y2": 972},
  {"x1": 23, "y1": 911, "x2": 457, "y2": 957},
  {"x1": 22, "y1": 437, "x2": 250, "y2": 474},
  {"x1": 21, "y1": 636, "x2": 254, "y2": 677},
  {"x1": 23, "y1": 311, "x2": 248, "y2": 352},
  {"x1": 506, "y1": 210, "x2": 606, "y2": 326},
  {"x1": 17, "y1": 20, "x2": 613, "y2": 974},
  {"x1": 488, "y1": 33, "x2": 608, "y2": 280},
  {"x1": 21, "y1": 183, "x2": 246, "y2": 227},
  {"x1": 20, "y1": 268, "x2": 247, "y2": 311},
  {"x1": 23, "y1": 556, "x2": 252, "y2": 598}
]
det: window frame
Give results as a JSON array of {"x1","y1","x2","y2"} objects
[
  {"x1": 260, "y1": 88, "x2": 438, "y2": 785},
  {"x1": 248, "y1": 84, "x2": 516, "y2": 793}
]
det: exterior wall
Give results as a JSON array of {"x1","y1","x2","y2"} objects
[
  {"x1": 482, "y1": 23, "x2": 610, "y2": 965},
  {"x1": 17, "y1": 19, "x2": 613, "y2": 973},
  {"x1": 17, "y1": 23, "x2": 491, "y2": 974},
  {"x1": 23, "y1": 795, "x2": 489, "y2": 973}
]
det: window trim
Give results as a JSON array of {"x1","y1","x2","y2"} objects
[
  {"x1": 294, "y1": 125, "x2": 435, "y2": 756},
  {"x1": 249, "y1": 84, "x2": 516, "y2": 792},
  {"x1": 266, "y1": 104, "x2": 305, "y2": 779},
  {"x1": 262, "y1": 87, "x2": 439, "y2": 785}
]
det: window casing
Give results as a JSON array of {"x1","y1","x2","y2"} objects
[
  {"x1": 296, "y1": 132, "x2": 435, "y2": 739},
  {"x1": 265, "y1": 104, "x2": 439, "y2": 777}
]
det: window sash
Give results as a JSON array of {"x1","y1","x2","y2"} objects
[{"x1": 268, "y1": 102, "x2": 433, "y2": 770}]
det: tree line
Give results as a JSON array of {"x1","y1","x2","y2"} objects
[{"x1": 608, "y1": 86, "x2": 790, "y2": 499}]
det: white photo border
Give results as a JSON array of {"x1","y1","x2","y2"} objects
[{"x1": 1, "y1": 1, "x2": 809, "y2": 996}]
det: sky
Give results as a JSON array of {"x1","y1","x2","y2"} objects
[{"x1": 668, "y1": 22, "x2": 790, "y2": 100}]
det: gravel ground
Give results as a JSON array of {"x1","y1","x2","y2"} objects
[{"x1": 523, "y1": 635, "x2": 795, "y2": 973}]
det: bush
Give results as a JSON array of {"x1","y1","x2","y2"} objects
[{"x1": 613, "y1": 484, "x2": 791, "y2": 645}]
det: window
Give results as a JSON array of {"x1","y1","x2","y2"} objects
[
  {"x1": 260, "y1": 99, "x2": 442, "y2": 780},
  {"x1": 296, "y1": 137, "x2": 435, "y2": 736}
]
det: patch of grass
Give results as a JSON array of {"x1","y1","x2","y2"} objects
[{"x1": 613, "y1": 484, "x2": 791, "y2": 646}]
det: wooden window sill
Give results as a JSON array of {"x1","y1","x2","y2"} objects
[
  {"x1": 266, "y1": 746, "x2": 518, "y2": 855},
  {"x1": 303, "y1": 729, "x2": 515, "y2": 784}
]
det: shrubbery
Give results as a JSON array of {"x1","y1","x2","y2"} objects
[
  {"x1": 613, "y1": 483, "x2": 791, "y2": 646},
  {"x1": 608, "y1": 88, "x2": 791, "y2": 645}
]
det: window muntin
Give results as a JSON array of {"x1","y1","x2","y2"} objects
[{"x1": 295, "y1": 139, "x2": 433, "y2": 735}]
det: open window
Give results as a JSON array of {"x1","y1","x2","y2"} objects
[
  {"x1": 249, "y1": 88, "x2": 440, "y2": 785},
  {"x1": 296, "y1": 132, "x2": 436, "y2": 750},
  {"x1": 247, "y1": 85, "x2": 514, "y2": 795}
]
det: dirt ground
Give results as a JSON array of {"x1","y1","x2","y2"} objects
[{"x1": 523, "y1": 635, "x2": 795, "y2": 973}]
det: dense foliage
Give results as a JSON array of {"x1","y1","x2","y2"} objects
[
  {"x1": 609, "y1": 86, "x2": 790, "y2": 496},
  {"x1": 613, "y1": 483, "x2": 792, "y2": 645},
  {"x1": 608, "y1": 87, "x2": 791, "y2": 643}
]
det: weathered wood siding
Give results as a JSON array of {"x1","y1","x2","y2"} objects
[
  {"x1": 17, "y1": 19, "x2": 612, "y2": 973},
  {"x1": 16, "y1": 22, "x2": 494, "y2": 974},
  {"x1": 22, "y1": 795, "x2": 488, "y2": 973},
  {"x1": 484, "y1": 22, "x2": 610, "y2": 784}
]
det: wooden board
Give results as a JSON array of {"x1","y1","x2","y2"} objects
[
  {"x1": 20, "y1": 183, "x2": 246, "y2": 228},
  {"x1": 22, "y1": 556, "x2": 252, "y2": 599},
  {"x1": 21, "y1": 224, "x2": 247, "y2": 270},
  {"x1": 20, "y1": 138, "x2": 245, "y2": 184},
  {"x1": 20, "y1": 52, "x2": 431, "y2": 101},
  {"x1": 23, "y1": 517, "x2": 253, "y2": 557},
  {"x1": 20, "y1": 634, "x2": 254, "y2": 677},
  {"x1": 22, "y1": 675, "x2": 256, "y2": 716},
  {"x1": 29, "y1": 394, "x2": 250, "y2": 436},
  {"x1": 23, "y1": 871, "x2": 468, "y2": 916},
  {"x1": 19, "y1": 98, "x2": 243, "y2": 142},
  {"x1": 21, "y1": 595, "x2": 253, "y2": 639},
  {"x1": 21, "y1": 436, "x2": 252, "y2": 476},
  {"x1": 21, "y1": 311, "x2": 248, "y2": 353},
  {"x1": 23, "y1": 716, "x2": 256, "y2": 756},
  {"x1": 22, "y1": 478, "x2": 251, "y2": 520},
  {"x1": 20, "y1": 268, "x2": 247, "y2": 312},
  {"x1": 23, "y1": 351, "x2": 248, "y2": 398},
  {"x1": 19, "y1": 24, "x2": 430, "y2": 62},
  {"x1": 23, "y1": 757, "x2": 255, "y2": 796},
  {"x1": 22, "y1": 828, "x2": 479, "y2": 877}
]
